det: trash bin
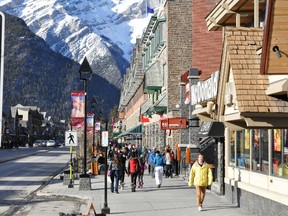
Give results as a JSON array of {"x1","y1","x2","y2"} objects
[
  {"x1": 91, "y1": 156, "x2": 98, "y2": 175},
  {"x1": 63, "y1": 169, "x2": 73, "y2": 185}
]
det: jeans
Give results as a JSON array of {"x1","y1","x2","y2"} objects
[
  {"x1": 165, "y1": 164, "x2": 172, "y2": 177},
  {"x1": 110, "y1": 170, "x2": 119, "y2": 193}
]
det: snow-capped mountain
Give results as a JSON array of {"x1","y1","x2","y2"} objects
[{"x1": 0, "y1": 0, "x2": 152, "y2": 87}]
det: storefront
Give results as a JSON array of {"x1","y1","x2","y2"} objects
[{"x1": 215, "y1": 27, "x2": 288, "y2": 213}]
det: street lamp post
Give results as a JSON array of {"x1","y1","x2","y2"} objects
[
  {"x1": 101, "y1": 120, "x2": 110, "y2": 214},
  {"x1": 91, "y1": 96, "x2": 97, "y2": 175},
  {"x1": 79, "y1": 57, "x2": 93, "y2": 190}
]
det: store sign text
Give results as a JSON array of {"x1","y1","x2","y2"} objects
[{"x1": 190, "y1": 71, "x2": 219, "y2": 105}]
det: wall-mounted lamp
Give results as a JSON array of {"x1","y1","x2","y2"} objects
[
  {"x1": 272, "y1": 46, "x2": 282, "y2": 58},
  {"x1": 175, "y1": 104, "x2": 180, "y2": 109},
  {"x1": 187, "y1": 115, "x2": 200, "y2": 127}
]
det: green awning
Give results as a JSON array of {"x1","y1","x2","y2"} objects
[
  {"x1": 117, "y1": 124, "x2": 142, "y2": 138},
  {"x1": 141, "y1": 99, "x2": 153, "y2": 115},
  {"x1": 151, "y1": 93, "x2": 167, "y2": 112},
  {"x1": 144, "y1": 61, "x2": 163, "y2": 92}
]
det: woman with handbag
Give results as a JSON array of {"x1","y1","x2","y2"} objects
[{"x1": 109, "y1": 153, "x2": 121, "y2": 194}]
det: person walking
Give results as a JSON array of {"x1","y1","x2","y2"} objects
[
  {"x1": 149, "y1": 147, "x2": 156, "y2": 178},
  {"x1": 119, "y1": 148, "x2": 128, "y2": 190},
  {"x1": 109, "y1": 153, "x2": 120, "y2": 194},
  {"x1": 127, "y1": 152, "x2": 139, "y2": 192},
  {"x1": 153, "y1": 150, "x2": 165, "y2": 188},
  {"x1": 188, "y1": 153, "x2": 213, "y2": 211},
  {"x1": 164, "y1": 149, "x2": 172, "y2": 178},
  {"x1": 137, "y1": 154, "x2": 146, "y2": 188}
]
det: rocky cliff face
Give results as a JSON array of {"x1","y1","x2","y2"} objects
[
  {"x1": 0, "y1": 0, "x2": 148, "y2": 88},
  {"x1": 2, "y1": 13, "x2": 120, "y2": 121}
]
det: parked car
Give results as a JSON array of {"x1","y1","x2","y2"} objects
[
  {"x1": 33, "y1": 140, "x2": 43, "y2": 147},
  {"x1": 55, "y1": 139, "x2": 64, "y2": 147},
  {"x1": 46, "y1": 140, "x2": 56, "y2": 147}
]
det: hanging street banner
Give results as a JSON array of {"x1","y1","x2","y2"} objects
[
  {"x1": 65, "y1": 131, "x2": 78, "y2": 146},
  {"x1": 102, "y1": 131, "x2": 109, "y2": 147},
  {"x1": 71, "y1": 91, "x2": 85, "y2": 128},
  {"x1": 87, "y1": 113, "x2": 94, "y2": 131}
]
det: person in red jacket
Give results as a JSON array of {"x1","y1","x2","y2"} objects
[{"x1": 127, "y1": 152, "x2": 139, "y2": 192}]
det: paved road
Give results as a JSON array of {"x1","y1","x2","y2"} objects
[
  {"x1": 0, "y1": 147, "x2": 47, "y2": 163},
  {"x1": 0, "y1": 147, "x2": 71, "y2": 215}
]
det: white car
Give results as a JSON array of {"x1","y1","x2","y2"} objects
[{"x1": 46, "y1": 140, "x2": 56, "y2": 147}]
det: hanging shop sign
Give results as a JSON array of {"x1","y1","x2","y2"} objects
[
  {"x1": 190, "y1": 71, "x2": 219, "y2": 105},
  {"x1": 160, "y1": 117, "x2": 187, "y2": 130}
]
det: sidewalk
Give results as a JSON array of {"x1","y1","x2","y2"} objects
[{"x1": 36, "y1": 171, "x2": 255, "y2": 216}]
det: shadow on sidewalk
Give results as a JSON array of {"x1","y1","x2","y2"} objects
[{"x1": 199, "y1": 204, "x2": 239, "y2": 211}]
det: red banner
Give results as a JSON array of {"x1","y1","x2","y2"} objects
[{"x1": 71, "y1": 91, "x2": 85, "y2": 129}]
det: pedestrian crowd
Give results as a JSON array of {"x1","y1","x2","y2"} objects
[
  {"x1": 105, "y1": 142, "x2": 212, "y2": 212},
  {"x1": 106, "y1": 143, "x2": 176, "y2": 193}
]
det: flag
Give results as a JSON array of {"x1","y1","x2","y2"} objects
[
  {"x1": 147, "y1": 6, "x2": 154, "y2": 14},
  {"x1": 146, "y1": 0, "x2": 160, "y2": 15}
]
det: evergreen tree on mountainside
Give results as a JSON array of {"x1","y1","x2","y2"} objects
[{"x1": 2, "y1": 12, "x2": 120, "y2": 121}]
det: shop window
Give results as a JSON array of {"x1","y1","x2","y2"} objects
[
  {"x1": 160, "y1": 21, "x2": 166, "y2": 42},
  {"x1": 272, "y1": 129, "x2": 288, "y2": 178},
  {"x1": 230, "y1": 130, "x2": 236, "y2": 166},
  {"x1": 236, "y1": 129, "x2": 250, "y2": 170},
  {"x1": 252, "y1": 129, "x2": 269, "y2": 173}
]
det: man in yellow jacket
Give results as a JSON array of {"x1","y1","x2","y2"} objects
[{"x1": 188, "y1": 153, "x2": 213, "y2": 211}]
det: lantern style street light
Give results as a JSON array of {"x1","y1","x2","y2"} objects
[{"x1": 79, "y1": 57, "x2": 92, "y2": 180}]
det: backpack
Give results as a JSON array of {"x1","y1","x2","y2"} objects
[{"x1": 170, "y1": 152, "x2": 174, "y2": 161}]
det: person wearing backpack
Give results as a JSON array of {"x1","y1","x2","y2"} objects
[{"x1": 127, "y1": 152, "x2": 139, "y2": 192}]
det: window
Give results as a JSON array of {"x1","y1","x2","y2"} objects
[
  {"x1": 230, "y1": 130, "x2": 236, "y2": 166},
  {"x1": 236, "y1": 130, "x2": 250, "y2": 169},
  {"x1": 160, "y1": 21, "x2": 166, "y2": 42},
  {"x1": 272, "y1": 129, "x2": 288, "y2": 178},
  {"x1": 163, "y1": 63, "x2": 167, "y2": 89},
  {"x1": 252, "y1": 129, "x2": 268, "y2": 173}
]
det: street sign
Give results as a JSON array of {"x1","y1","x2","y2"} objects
[
  {"x1": 160, "y1": 117, "x2": 187, "y2": 130},
  {"x1": 65, "y1": 131, "x2": 78, "y2": 146},
  {"x1": 102, "y1": 131, "x2": 108, "y2": 147}
]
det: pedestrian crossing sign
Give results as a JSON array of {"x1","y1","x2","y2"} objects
[{"x1": 65, "y1": 131, "x2": 78, "y2": 146}]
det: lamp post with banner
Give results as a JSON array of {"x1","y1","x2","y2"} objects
[
  {"x1": 79, "y1": 57, "x2": 92, "y2": 190},
  {"x1": 101, "y1": 128, "x2": 110, "y2": 214},
  {"x1": 90, "y1": 96, "x2": 97, "y2": 175}
]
